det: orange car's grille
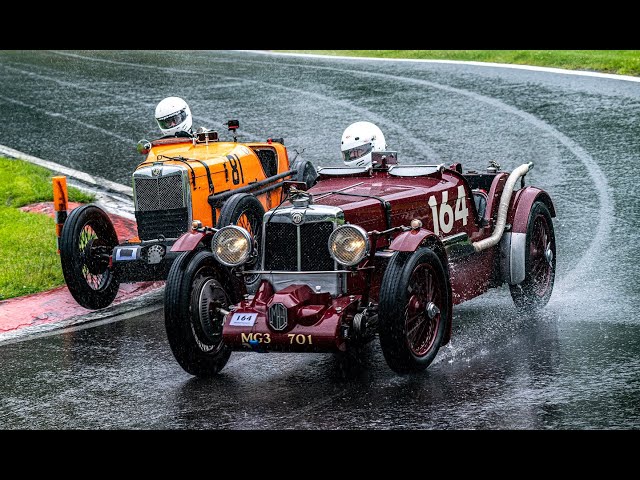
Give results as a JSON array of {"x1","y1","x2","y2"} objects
[
  {"x1": 134, "y1": 173, "x2": 189, "y2": 240},
  {"x1": 134, "y1": 175, "x2": 185, "y2": 211},
  {"x1": 136, "y1": 208, "x2": 189, "y2": 240}
]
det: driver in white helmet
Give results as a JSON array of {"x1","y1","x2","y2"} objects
[
  {"x1": 340, "y1": 121, "x2": 387, "y2": 168},
  {"x1": 155, "y1": 96, "x2": 194, "y2": 138}
]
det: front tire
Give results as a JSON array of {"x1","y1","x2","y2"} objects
[
  {"x1": 378, "y1": 247, "x2": 450, "y2": 374},
  {"x1": 59, "y1": 204, "x2": 120, "y2": 309},
  {"x1": 165, "y1": 250, "x2": 239, "y2": 377},
  {"x1": 509, "y1": 201, "x2": 556, "y2": 311},
  {"x1": 216, "y1": 193, "x2": 265, "y2": 292}
]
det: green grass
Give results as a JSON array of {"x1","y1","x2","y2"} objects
[
  {"x1": 0, "y1": 157, "x2": 95, "y2": 300},
  {"x1": 281, "y1": 50, "x2": 640, "y2": 76}
]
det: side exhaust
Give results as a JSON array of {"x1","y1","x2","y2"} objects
[
  {"x1": 472, "y1": 162, "x2": 533, "y2": 253},
  {"x1": 52, "y1": 175, "x2": 68, "y2": 254}
]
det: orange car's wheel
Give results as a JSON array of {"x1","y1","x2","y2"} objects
[
  {"x1": 216, "y1": 193, "x2": 265, "y2": 292},
  {"x1": 59, "y1": 204, "x2": 120, "y2": 309}
]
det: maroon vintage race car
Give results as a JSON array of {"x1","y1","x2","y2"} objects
[{"x1": 163, "y1": 152, "x2": 556, "y2": 376}]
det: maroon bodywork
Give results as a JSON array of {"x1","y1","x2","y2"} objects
[
  {"x1": 171, "y1": 231, "x2": 208, "y2": 251},
  {"x1": 224, "y1": 282, "x2": 356, "y2": 352},
  {"x1": 216, "y1": 162, "x2": 555, "y2": 354}
]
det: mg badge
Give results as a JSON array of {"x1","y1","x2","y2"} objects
[
  {"x1": 151, "y1": 166, "x2": 162, "y2": 177},
  {"x1": 291, "y1": 212, "x2": 304, "y2": 224},
  {"x1": 268, "y1": 303, "x2": 288, "y2": 331}
]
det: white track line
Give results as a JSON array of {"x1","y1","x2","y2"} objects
[
  {"x1": 45, "y1": 51, "x2": 441, "y2": 161},
  {"x1": 241, "y1": 51, "x2": 640, "y2": 84},
  {"x1": 0, "y1": 144, "x2": 132, "y2": 197},
  {"x1": 0, "y1": 63, "x2": 262, "y2": 143},
  {"x1": 0, "y1": 94, "x2": 134, "y2": 145},
  {"x1": 231, "y1": 53, "x2": 615, "y2": 291},
  {"x1": 0, "y1": 143, "x2": 135, "y2": 220}
]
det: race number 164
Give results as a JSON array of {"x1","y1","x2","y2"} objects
[{"x1": 428, "y1": 186, "x2": 468, "y2": 235}]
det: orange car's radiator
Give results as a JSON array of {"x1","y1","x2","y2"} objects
[{"x1": 132, "y1": 164, "x2": 191, "y2": 240}]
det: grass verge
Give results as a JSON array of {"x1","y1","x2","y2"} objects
[
  {"x1": 280, "y1": 50, "x2": 640, "y2": 76},
  {"x1": 0, "y1": 157, "x2": 95, "y2": 300}
]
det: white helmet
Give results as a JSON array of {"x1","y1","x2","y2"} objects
[
  {"x1": 155, "y1": 96, "x2": 193, "y2": 136},
  {"x1": 340, "y1": 121, "x2": 387, "y2": 168}
]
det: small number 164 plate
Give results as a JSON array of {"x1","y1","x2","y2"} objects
[{"x1": 229, "y1": 312, "x2": 258, "y2": 327}]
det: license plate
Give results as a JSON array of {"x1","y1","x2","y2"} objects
[{"x1": 229, "y1": 312, "x2": 257, "y2": 327}]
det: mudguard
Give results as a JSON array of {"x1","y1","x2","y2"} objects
[
  {"x1": 170, "y1": 230, "x2": 211, "y2": 252},
  {"x1": 388, "y1": 228, "x2": 436, "y2": 252},
  {"x1": 500, "y1": 187, "x2": 556, "y2": 284}
]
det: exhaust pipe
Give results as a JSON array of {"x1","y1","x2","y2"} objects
[{"x1": 472, "y1": 162, "x2": 533, "y2": 253}]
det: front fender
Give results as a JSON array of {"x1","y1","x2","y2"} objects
[
  {"x1": 170, "y1": 231, "x2": 212, "y2": 252},
  {"x1": 388, "y1": 228, "x2": 437, "y2": 252}
]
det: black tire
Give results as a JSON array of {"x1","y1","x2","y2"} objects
[
  {"x1": 378, "y1": 247, "x2": 450, "y2": 374},
  {"x1": 216, "y1": 193, "x2": 265, "y2": 292},
  {"x1": 165, "y1": 250, "x2": 240, "y2": 377},
  {"x1": 510, "y1": 201, "x2": 556, "y2": 312},
  {"x1": 291, "y1": 157, "x2": 318, "y2": 190},
  {"x1": 59, "y1": 204, "x2": 120, "y2": 309}
]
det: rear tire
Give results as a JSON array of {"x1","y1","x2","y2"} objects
[
  {"x1": 510, "y1": 201, "x2": 556, "y2": 311},
  {"x1": 378, "y1": 247, "x2": 450, "y2": 374},
  {"x1": 59, "y1": 204, "x2": 120, "y2": 309},
  {"x1": 216, "y1": 193, "x2": 265, "y2": 292},
  {"x1": 164, "y1": 250, "x2": 239, "y2": 377}
]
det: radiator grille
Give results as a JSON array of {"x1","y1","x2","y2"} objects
[
  {"x1": 264, "y1": 221, "x2": 334, "y2": 271},
  {"x1": 135, "y1": 208, "x2": 189, "y2": 240},
  {"x1": 264, "y1": 223, "x2": 297, "y2": 271},
  {"x1": 134, "y1": 174, "x2": 185, "y2": 211},
  {"x1": 134, "y1": 171, "x2": 189, "y2": 240},
  {"x1": 300, "y1": 222, "x2": 335, "y2": 271}
]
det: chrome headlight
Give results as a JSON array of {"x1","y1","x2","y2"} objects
[
  {"x1": 328, "y1": 225, "x2": 369, "y2": 266},
  {"x1": 211, "y1": 226, "x2": 252, "y2": 267}
]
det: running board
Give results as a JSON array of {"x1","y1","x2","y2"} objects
[{"x1": 443, "y1": 233, "x2": 475, "y2": 261}]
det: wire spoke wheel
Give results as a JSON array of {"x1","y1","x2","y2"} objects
[
  {"x1": 530, "y1": 215, "x2": 552, "y2": 297},
  {"x1": 59, "y1": 205, "x2": 120, "y2": 309},
  {"x1": 379, "y1": 247, "x2": 450, "y2": 374},
  {"x1": 510, "y1": 201, "x2": 556, "y2": 311},
  {"x1": 405, "y1": 263, "x2": 442, "y2": 357},
  {"x1": 217, "y1": 193, "x2": 265, "y2": 292},
  {"x1": 78, "y1": 225, "x2": 110, "y2": 290},
  {"x1": 235, "y1": 211, "x2": 262, "y2": 273}
]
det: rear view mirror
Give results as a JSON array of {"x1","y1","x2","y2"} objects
[
  {"x1": 137, "y1": 139, "x2": 151, "y2": 155},
  {"x1": 283, "y1": 180, "x2": 308, "y2": 193}
]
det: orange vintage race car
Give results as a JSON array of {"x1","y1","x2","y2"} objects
[{"x1": 54, "y1": 122, "x2": 317, "y2": 310}]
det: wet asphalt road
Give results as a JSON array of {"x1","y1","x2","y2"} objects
[{"x1": 1, "y1": 51, "x2": 639, "y2": 429}]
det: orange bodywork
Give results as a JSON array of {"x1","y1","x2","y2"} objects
[{"x1": 132, "y1": 137, "x2": 291, "y2": 239}]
